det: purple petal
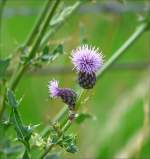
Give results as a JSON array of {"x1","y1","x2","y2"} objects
[{"x1": 71, "y1": 45, "x2": 103, "y2": 74}]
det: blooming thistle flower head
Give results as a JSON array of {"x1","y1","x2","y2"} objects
[
  {"x1": 71, "y1": 45, "x2": 103, "y2": 74},
  {"x1": 48, "y1": 80, "x2": 60, "y2": 98},
  {"x1": 71, "y1": 45, "x2": 103, "y2": 89}
]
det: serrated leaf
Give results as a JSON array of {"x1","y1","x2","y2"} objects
[
  {"x1": 0, "y1": 58, "x2": 10, "y2": 79},
  {"x1": 75, "y1": 113, "x2": 93, "y2": 124},
  {"x1": 7, "y1": 89, "x2": 19, "y2": 108}
]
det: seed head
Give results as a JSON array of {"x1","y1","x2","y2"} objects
[{"x1": 71, "y1": 45, "x2": 103, "y2": 74}]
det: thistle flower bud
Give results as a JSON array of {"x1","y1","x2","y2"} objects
[
  {"x1": 48, "y1": 80, "x2": 77, "y2": 111},
  {"x1": 71, "y1": 45, "x2": 103, "y2": 89}
]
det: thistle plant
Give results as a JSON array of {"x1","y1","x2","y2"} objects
[{"x1": 0, "y1": 0, "x2": 150, "y2": 159}]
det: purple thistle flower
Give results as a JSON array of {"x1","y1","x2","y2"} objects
[
  {"x1": 71, "y1": 45, "x2": 103, "y2": 74},
  {"x1": 71, "y1": 45, "x2": 103, "y2": 89},
  {"x1": 48, "y1": 80, "x2": 77, "y2": 111}
]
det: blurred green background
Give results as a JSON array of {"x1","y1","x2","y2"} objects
[{"x1": 0, "y1": 0, "x2": 150, "y2": 158}]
